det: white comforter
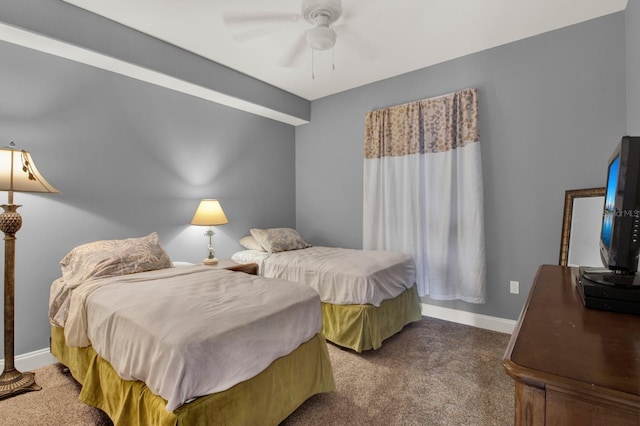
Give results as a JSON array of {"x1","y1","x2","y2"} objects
[
  {"x1": 50, "y1": 265, "x2": 321, "y2": 411},
  {"x1": 232, "y1": 246, "x2": 416, "y2": 306}
]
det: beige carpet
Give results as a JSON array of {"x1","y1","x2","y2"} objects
[{"x1": 0, "y1": 317, "x2": 514, "y2": 425}]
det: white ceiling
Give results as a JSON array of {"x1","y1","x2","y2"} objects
[{"x1": 62, "y1": 0, "x2": 627, "y2": 101}]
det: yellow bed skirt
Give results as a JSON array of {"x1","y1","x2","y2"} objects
[
  {"x1": 50, "y1": 326, "x2": 335, "y2": 426},
  {"x1": 321, "y1": 284, "x2": 423, "y2": 352}
]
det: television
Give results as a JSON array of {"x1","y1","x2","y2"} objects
[{"x1": 583, "y1": 136, "x2": 640, "y2": 287}]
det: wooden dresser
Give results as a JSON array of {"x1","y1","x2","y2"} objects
[{"x1": 503, "y1": 265, "x2": 640, "y2": 425}]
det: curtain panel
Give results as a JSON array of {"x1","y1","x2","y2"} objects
[{"x1": 363, "y1": 88, "x2": 486, "y2": 303}]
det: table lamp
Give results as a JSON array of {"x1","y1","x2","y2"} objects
[
  {"x1": 0, "y1": 142, "x2": 59, "y2": 400},
  {"x1": 190, "y1": 199, "x2": 228, "y2": 265}
]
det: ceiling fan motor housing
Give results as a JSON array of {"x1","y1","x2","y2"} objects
[{"x1": 301, "y1": 0, "x2": 342, "y2": 25}]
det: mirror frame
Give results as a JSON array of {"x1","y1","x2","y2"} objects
[{"x1": 559, "y1": 187, "x2": 605, "y2": 267}]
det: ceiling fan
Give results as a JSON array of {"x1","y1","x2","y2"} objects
[{"x1": 223, "y1": 0, "x2": 352, "y2": 72}]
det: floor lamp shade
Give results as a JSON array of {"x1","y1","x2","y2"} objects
[
  {"x1": 0, "y1": 146, "x2": 60, "y2": 194},
  {"x1": 0, "y1": 144, "x2": 59, "y2": 400},
  {"x1": 191, "y1": 199, "x2": 228, "y2": 265}
]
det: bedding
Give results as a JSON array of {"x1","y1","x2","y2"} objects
[
  {"x1": 231, "y1": 246, "x2": 415, "y2": 306},
  {"x1": 232, "y1": 244, "x2": 422, "y2": 352},
  {"x1": 50, "y1": 265, "x2": 323, "y2": 411}
]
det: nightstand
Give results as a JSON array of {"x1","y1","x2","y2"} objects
[{"x1": 204, "y1": 259, "x2": 258, "y2": 275}]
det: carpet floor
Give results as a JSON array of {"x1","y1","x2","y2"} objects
[{"x1": 0, "y1": 316, "x2": 514, "y2": 425}]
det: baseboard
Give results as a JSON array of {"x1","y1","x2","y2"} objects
[
  {"x1": 0, "y1": 347, "x2": 57, "y2": 372},
  {"x1": 421, "y1": 303, "x2": 517, "y2": 334}
]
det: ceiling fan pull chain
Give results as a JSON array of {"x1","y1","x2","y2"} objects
[
  {"x1": 311, "y1": 49, "x2": 315, "y2": 80},
  {"x1": 332, "y1": 47, "x2": 335, "y2": 71}
]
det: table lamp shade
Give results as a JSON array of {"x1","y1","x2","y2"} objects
[
  {"x1": 0, "y1": 146, "x2": 60, "y2": 194},
  {"x1": 191, "y1": 199, "x2": 228, "y2": 226}
]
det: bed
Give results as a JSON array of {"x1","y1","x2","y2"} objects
[
  {"x1": 48, "y1": 233, "x2": 335, "y2": 426},
  {"x1": 232, "y1": 228, "x2": 423, "y2": 353}
]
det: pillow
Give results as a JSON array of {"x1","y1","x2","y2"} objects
[
  {"x1": 239, "y1": 235, "x2": 266, "y2": 252},
  {"x1": 60, "y1": 232, "x2": 172, "y2": 283},
  {"x1": 249, "y1": 228, "x2": 310, "y2": 253},
  {"x1": 172, "y1": 261, "x2": 195, "y2": 267}
]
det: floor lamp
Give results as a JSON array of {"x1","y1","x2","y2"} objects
[{"x1": 0, "y1": 143, "x2": 59, "y2": 400}]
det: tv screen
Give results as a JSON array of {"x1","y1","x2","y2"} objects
[
  {"x1": 598, "y1": 136, "x2": 640, "y2": 278},
  {"x1": 600, "y1": 155, "x2": 619, "y2": 251}
]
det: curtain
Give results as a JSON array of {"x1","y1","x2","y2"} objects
[{"x1": 363, "y1": 88, "x2": 485, "y2": 303}]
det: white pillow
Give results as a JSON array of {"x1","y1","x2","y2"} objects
[
  {"x1": 172, "y1": 261, "x2": 195, "y2": 267},
  {"x1": 239, "y1": 235, "x2": 266, "y2": 252}
]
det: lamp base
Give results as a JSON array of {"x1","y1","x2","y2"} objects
[
  {"x1": 203, "y1": 257, "x2": 219, "y2": 266},
  {"x1": 0, "y1": 368, "x2": 41, "y2": 400}
]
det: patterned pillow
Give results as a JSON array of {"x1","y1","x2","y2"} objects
[
  {"x1": 239, "y1": 235, "x2": 266, "y2": 252},
  {"x1": 60, "y1": 232, "x2": 172, "y2": 283},
  {"x1": 249, "y1": 228, "x2": 310, "y2": 253}
]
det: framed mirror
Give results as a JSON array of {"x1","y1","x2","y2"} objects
[{"x1": 559, "y1": 187, "x2": 605, "y2": 267}]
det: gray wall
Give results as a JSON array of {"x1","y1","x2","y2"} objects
[
  {"x1": 0, "y1": 39, "x2": 297, "y2": 357},
  {"x1": 296, "y1": 12, "x2": 627, "y2": 320},
  {"x1": 628, "y1": 0, "x2": 640, "y2": 135}
]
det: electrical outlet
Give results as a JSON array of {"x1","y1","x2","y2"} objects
[{"x1": 510, "y1": 280, "x2": 519, "y2": 294}]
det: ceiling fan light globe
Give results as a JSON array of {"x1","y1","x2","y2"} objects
[{"x1": 306, "y1": 26, "x2": 336, "y2": 50}]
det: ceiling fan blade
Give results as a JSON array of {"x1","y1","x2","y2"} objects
[
  {"x1": 231, "y1": 26, "x2": 284, "y2": 42},
  {"x1": 223, "y1": 11, "x2": 302, "y2": 26},
  {"x1": 278, "y1": 33, "x2": 308, "y2": 68}
]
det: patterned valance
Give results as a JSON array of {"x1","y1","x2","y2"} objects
[{"x1": 364, "y1": 88, "x2": 479, "y2": 159}]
